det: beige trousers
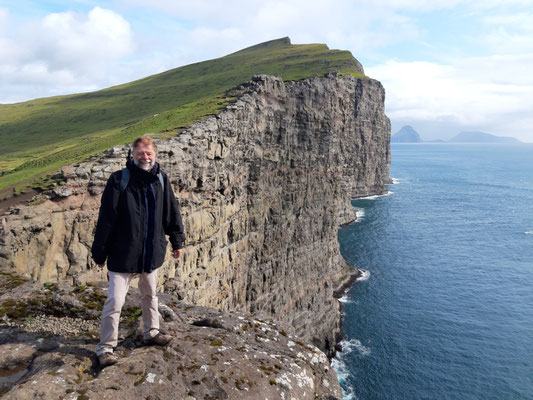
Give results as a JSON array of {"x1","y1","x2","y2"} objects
[{"x1": 96, "y1": 270, "x2": 160, "y2": 356}]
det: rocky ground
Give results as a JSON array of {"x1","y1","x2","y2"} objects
[{"x1": 0, "y1": 272, "x2": 342, "y2": 399}]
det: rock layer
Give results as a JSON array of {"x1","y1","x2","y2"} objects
[{"x1": 0, "y1": 73, "x2": 391, "y2": 357}]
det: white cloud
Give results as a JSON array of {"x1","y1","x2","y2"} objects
[
  {"x1": 368, "y1": 54, "x2": 533, "y2": 141},
  {"x1": 31, "y1": 7, "x2": 134, "y2": 74},
  {"x1": 2, "y1": 1, "x2": 533, "y2": 143},
  {"x1": 375, "y1": 0, "x2": 533, "y2": 10},
  {"x1": 0, "y1": 1, "x2": 428, "y2": 102},
  {"x1": 482, "y1": 13, "x2": 533, "y2": 53},
  {"x1": 484, "y1": 12, "x2": 533, "y2": 27},
  {"x1": 0, "y1": 7, "x2": 8, "y2": 26},
  {"x1": 124, "y1": 0, "x2": 422, "y2": 54},
  {"x1": 0, "y1": 7, "x2": 135, "y2": 102}
]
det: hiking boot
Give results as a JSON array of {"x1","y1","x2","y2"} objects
[
  {"x1": 98, "y1": 352, "x2": 118, "y2": 367},
  {"x1": 144, "y1": 332, "x2": 172, "y2": 346}
]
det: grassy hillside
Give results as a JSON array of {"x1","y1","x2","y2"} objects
[{"x1": 0, "y1": 37, "x2": 364, "y2": 198}]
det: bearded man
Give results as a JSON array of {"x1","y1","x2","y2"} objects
[{"x1": 91, "y1": 135, "x2": 185, "y2": 367}]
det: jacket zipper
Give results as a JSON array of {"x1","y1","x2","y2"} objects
[{"x1": 142, "y1": 186, "x2": 149, "y2": 273}]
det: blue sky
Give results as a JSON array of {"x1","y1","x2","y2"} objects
[{"x1": 1, "y1": 0, "x2": 533, "y2": 142}]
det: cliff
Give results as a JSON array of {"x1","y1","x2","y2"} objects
[{"x1": 0, "y1": 73, "x2": 391, "y2": 362}]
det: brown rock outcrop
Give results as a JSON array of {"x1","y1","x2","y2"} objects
[
  {"x1": 0, "y1": 73, "x2": 391, "y2": 358},
  {"x1": 0, "y1": 277, "x2": 342, "y2": 399}
]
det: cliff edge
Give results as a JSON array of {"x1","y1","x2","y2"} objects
[
  {"x1": 0, "y1": 73, "x2": 391, "y2": 361},
  {"x1": 0, "y1": 274, "x2": 341, "y2": 399}
]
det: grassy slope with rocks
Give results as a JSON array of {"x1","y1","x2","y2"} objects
[{"x1": 0, "y1": 37, "x2": 364, "y2": 200}]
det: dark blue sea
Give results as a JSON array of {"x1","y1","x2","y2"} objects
[{"x1": 334, "y1": 143, "x2": 533, "y2": 400}]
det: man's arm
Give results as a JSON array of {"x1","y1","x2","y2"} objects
[
  {"x1": 162, "y1": 174, "x2": 186, "y2": 254},
  {"x1": 91, "y1": 173, "x2": 121, "y2": 267}
]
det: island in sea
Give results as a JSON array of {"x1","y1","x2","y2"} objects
[
  {"x1": 448, "y1": 131, "x2": 521, "y2": 143},
  {"x1": 391, "y1": 125, "x2": 522, "y2": 143},
  {"x1": 391, "y1": 125, "x2": 422, "y2": 143}
]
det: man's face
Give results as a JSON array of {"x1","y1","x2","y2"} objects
[{"x1": 132, "y1": 142, "x2": 156, "y2": 171}]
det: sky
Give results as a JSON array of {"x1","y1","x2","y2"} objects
[{"x1": 1, "y1": 0, "x2": 533, "y2": 142}]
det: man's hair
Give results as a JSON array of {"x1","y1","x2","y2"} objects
[{"x1": 132, "y1": 135, "x2": 157, "y2": 152}]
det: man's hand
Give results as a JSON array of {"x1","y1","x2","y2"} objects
[{"x1": 172, "y1": 249, "x2": 183, "y2": 259}]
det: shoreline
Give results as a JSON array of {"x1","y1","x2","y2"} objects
[
  {"x1": 332, "y1": 267, "x2": 361, "y2": 356},
  {"x1": 332, "y1": 183, "x2": 395, "y2": 356},
  {"x1": 332, "y1": 268, "x2": 362, "y2": 300}
]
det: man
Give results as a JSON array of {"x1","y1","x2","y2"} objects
[{"x1": 91, "y1": 136, "x2": 185, "y2": 367}]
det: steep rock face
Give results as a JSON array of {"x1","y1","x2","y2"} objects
[{"x1": 0, "y1": 73, "x2": 391, "y2": 356}]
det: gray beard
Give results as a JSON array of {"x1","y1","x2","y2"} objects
[{"x1": 133, "y1": 158, "x2": 155, "y2": 171}]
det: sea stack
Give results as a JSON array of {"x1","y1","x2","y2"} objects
[{"x1": 391, "y1": 125, "x2": 422, "y2": 143}]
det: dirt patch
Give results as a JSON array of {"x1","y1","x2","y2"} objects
[{"x1": 0, "y1": 189, "x2": 39, "y2": 215}]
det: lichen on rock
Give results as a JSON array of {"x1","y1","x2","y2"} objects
[{"x1": 0, "y1": 279, "x2": 343, "y2": 399}]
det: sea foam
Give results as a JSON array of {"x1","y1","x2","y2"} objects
[
  {"x1": 332, "y1": 356, "x2": 358, "y2": 400},
  {"x1": 340, "y1": 338, "x2": 371, "y2": 356},
  {"x1": 333, "y1": 339, "x2": 371, "y2": 399},
  {"x1": 356, "y1": 269, "x2": 370, "y2": 282},
  {"x1": 338, "y1": 295, "x2": 353, "y2": 304},
  {"x1": 357, "y1": 191, "x2": 394, "y2": 200}
]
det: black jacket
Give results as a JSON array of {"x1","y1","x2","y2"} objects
[{"x1": 91, "y1": 160, "x2": 185, "y2": 273}]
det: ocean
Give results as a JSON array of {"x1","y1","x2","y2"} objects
[{"x1": 334, "y1": 143, "x2": 533, "y2": 399}]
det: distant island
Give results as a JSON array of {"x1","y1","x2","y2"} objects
[
  {"x1": 391, "y1": 126, "x2": 522, "y2": 144},
  {"x1": 391, "y1": 125, "x2": 422, "y2": 143},
  {"x1": 448, "y1": 131, "x2": 521, "y2": 143}
]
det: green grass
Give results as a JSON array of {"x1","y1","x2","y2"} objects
[{"x1": 0, "y1": 37, "x2": 364, "y2": 197}]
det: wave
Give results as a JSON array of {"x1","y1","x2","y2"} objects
[
  {"x1": 338, "y1": 295, "x2": 353, "y2": 304},
  {"x1": 356, "y1": 208, "x2": 365, "y2": 220},
  {"x1": 526, "y1": 231, "x2": 533, "y2": 235},
  {"x1": 356, "y1": 269, "x2": 370, "y2": 282},
  {"x1": 356, "y1": 191, "x2": 394, "y2": 200},
  {"x1": 338, "y1": 271, "x2": 369, "y2": 304},
  {"x1": 339, "y1": 338, "x2": 371, "y2": 356},
  {"x1": 332, "y1": 357, "x2": 358, "y2": 400},
  {"x1": 333, "y1": 338, "x2": 371, "y2": 400}
]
